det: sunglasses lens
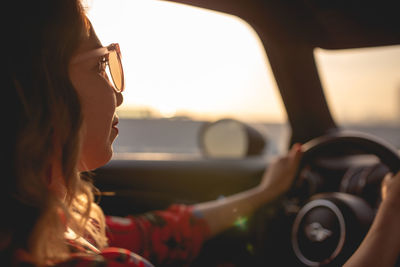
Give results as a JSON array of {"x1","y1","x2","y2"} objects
[{"x1": 108, "y1": 50, "x2": 124, "y2": 92}]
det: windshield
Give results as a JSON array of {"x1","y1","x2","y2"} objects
[{"x1": 314, "y1": 45, "x2": 400, "y2": 148}]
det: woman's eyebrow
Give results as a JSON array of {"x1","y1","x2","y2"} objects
[
  {"x1": 71, "y1": 45, "x2": 107, "y2": 64},
  {"x1": 79, "y1": 41, "x2": 102, "y2": 54}
]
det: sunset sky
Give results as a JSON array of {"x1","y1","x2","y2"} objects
[{"x1": 86, "y1": 0, "x2": 400, "y2": 124}]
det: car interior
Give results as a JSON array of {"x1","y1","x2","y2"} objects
[{"x1": 92, "y1": 0, "x2": 400, "y2": 266}]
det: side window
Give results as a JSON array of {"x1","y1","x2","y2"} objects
[{"x1": 87, "y1": 0, "x2": 288, "y2": 157}]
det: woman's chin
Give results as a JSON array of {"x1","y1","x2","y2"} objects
[{"x1": 78, "y1": 148, "x2": 113, "y2": 171}]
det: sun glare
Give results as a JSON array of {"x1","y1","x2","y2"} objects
[{"x1": 86, "y1": 0, "x2": 286, "y2": 123}]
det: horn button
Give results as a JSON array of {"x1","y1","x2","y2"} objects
[{"x1": 291, "y1": 193, "x2": 373, "y2": 266}]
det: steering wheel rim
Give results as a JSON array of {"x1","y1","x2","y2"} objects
[{"x1": 300, "y1": 130, "x2": 400, "y2": 174}]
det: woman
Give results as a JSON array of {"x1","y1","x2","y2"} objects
[{"x1": 2, "y1": 0, "x2": 302, "y2": 266}]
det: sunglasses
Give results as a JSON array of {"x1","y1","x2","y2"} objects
[{"x1": 71, "y1": 43, "x2": 125, "y2": 92}]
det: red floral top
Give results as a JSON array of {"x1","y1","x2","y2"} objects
[{"x1": 14, "y1": 204, "x2": 210, "y2": 267}]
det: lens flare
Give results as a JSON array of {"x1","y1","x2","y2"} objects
[{"x1": 234, "y1": 216, "x2": 248, "y2": 230}]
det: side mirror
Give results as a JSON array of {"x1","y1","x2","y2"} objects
[{"x1": 199, "y1": 118, "x2": 267, "y2": 158}]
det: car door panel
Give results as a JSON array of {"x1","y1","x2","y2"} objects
[{"x1": 93, "y1": 157, "x2": 268, "y2": 216}]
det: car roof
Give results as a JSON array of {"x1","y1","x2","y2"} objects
[{"x1": 167, "y1": 0, "x2": 400, "y2": 48}]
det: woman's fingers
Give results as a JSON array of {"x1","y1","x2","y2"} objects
[
  {"x1": 289, "y1": 143, "x2": 303, "y2": 165},
  {"x1": 284, "y1": 143, "x2": 303, "y2": 178},
  {"x1": 381, "y1": 172, "x2": 393, "y2": 200},
  {"x1": 381, "y1": 171, "x2": 400, "y2": 204}
]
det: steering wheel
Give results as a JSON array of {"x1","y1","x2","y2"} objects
[{"x1": 290, "y1": 131, "x2": 400, "y2": 266}]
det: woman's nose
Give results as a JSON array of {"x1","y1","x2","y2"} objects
[{"x1": 115, "y1": 90, "x2": 123, "y2": 107}]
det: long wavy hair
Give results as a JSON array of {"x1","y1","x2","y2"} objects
[{"x1": 1, "y1": 0, "x2": 103, "y2": 265}]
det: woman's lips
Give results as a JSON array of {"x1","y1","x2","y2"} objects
[
  {"x1": 111, "y1": 117, "x2": 119, "y2": 135},
  {"x1": 112, "y1": 124, "x2": 119, "y2": 131},
  {"x1": 112, "y1": 116, "x2": 119, "y2": 127}
]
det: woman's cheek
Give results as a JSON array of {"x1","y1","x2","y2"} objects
[
  {"x1": 79, "y1": 119, "x2": 113, "y2": 171},
  {"x1": 72, "y1": 70, "x2": 117, "y2": 170}
]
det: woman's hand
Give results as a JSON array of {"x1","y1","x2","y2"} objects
[
  {"x1": 381, "y1": 171, "x2": 400, "y2": 207},
  {"x1": 344, "y1": 171, "x2": 400, "y2": 267},
  {"x1": 380, "y1": 171, "x2": 400, "y2": 247},
  {"x1": 194, "y1": 143, "x2": 303, "y2": 237},
  {"x1": 258, "y1": 143, "x2": 303, "y2": 201}
]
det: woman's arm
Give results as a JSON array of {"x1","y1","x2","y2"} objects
[
  {"x1": 343, "y1": 172, "x2": 400, "y2": 267},
  {"x1": 102, "y1": 144, "x2": 301, "y2": 264},
  {"x1": 193, "y1": 144, "x2": 302, "y2": 238}
]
